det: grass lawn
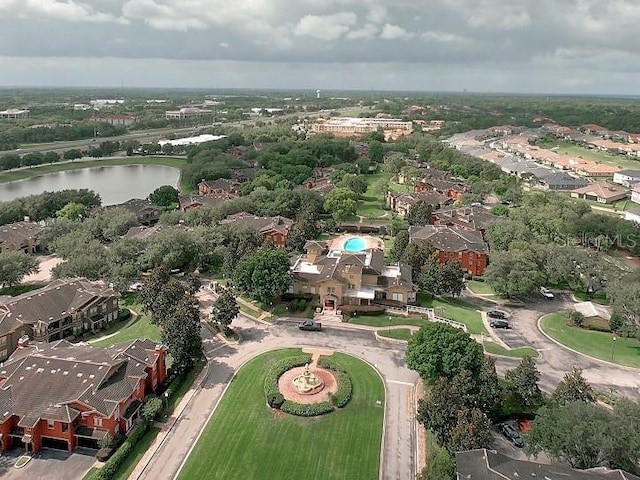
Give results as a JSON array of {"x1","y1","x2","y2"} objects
[
  {"x1": 238, "y1": 301, "x2": 262, "y2": 318},
  {"x1": 177, "y1": 349, "x2": 384, "y2": 480},
  {"x1": 0, "y1": 156, "x2": 187, "y2": 184},
  {"x1": 466, "y1": 280, "x2": 496, "y2": 295},
  {"x1": 540, "y1": 313, "x2": 640, "y2": 367},
  {"x1": 378, "y1": 328, "x2": 414, "y2": 342},
  {"x1": 415, "y1": 293, "x2": 487, "y2": 335},
  {"x1": 347, "y1": 314, "x2": 427, "y2": 328},
  {"x1": 538, "y1": 139, "x2": 640, "y2": 171},
  {"x1": 91, "y1": 311, "x2": 161, "y2": 347},
  {"x1": 483, "y1": 341, "x2": 539, "y2": 358},
  {"x1": 573, "y1": 290, "x2": 610, "y2": 305}
]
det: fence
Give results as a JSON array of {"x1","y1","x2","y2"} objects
[{"x1": 383, "y1": 305, "x2": 468, "y2": 333}]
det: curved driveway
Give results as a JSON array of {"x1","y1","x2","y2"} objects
[{"x1": 131, "y1": 318, "x2": 419, "y2": 480}]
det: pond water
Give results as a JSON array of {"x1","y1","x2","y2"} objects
[{"x1": 0, "y1": 164, "x2": 181, "y2": 206}]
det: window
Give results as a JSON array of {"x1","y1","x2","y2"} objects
[
  {"x1": 94, "y1": 417, "x2": 103, "y2": 427},
  {"x1": 392, "y1": 293, "x2": 404, "y2": 302},
  {"x1": 62, "y1": 423, "x2": 68, "y2": 432},
  {"x1": 0, "y1": 336, "x2": 6, "y2": 346},
  {"x1": 47, "y1": 419, "x2": 55, "y2": 429},
  {"x1": 348, "y1": 284, "x2": 355, "y2": 289},
  {"x1": 0, "y1": 350, "x2": 7, "y2": 361}
]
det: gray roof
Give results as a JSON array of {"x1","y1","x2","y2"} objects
[
  {"x1": 220, "y1": 212, "x2": 294, "y2": 235},
  {"x1": 0, "y1": 221, "x2": 43, "y2": 248},
  {"x1": 456, "y1": 449, "x2": 640, "y2": 480},
  {"x1": 0, "y1": 339, "x2": 162, "y2": 424},
  {"x1": 178, "y1": 194, "x2": 233, "y2": 210},
  {"x1": 432, "y1": 206, "x2": 498, "y2": 231},
  {"x1": 409, "y1": 225, "x2": 489, "y2": 254},
  {"x1": 198, "y1": 178, "x2": 240, "y2": 190},
  {"x1": 0, "y1": 278, "x2": 119, "y2": 336},
  {"x1": 615, "y1": 169, "x2": 640, "y2": 178},
  {"x1": 540, "y1": 172, "x2": 590, "y2": 189}
]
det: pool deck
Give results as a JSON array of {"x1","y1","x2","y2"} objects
[{"x1": 327, "y1": 234, "x2": 384, "y2": 252}]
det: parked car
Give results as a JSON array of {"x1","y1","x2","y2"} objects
[
  {"x1": 299, "y1": 320, "x2": 322, "y2": 332},
  {"x1": 490, "y1": 319, "x2": 510, "y2": 329},
  {"x1": 539, "y1": 286, "x2": 554, "y2": 299},
  {"x1": 500, "y1": 423, "x2": 524, "y2": 448},
  {"x1": 487, "y1": 310, "x2": 507, "y2": 319}
]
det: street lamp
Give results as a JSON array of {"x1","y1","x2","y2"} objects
[{"x1": 611, "y1": 336, "x2": 617, "y2": 362}]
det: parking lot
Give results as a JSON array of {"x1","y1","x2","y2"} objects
[
  {"x1": 486, "y1": 309, "x2": 534, "y2": 349},
  {"x1": 0, "y1": 448, "x2": 97, "y2": 480}
]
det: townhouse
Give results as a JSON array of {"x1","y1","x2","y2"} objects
[
  {"x1": 219, "y1": 212, "x2": 294, "y2": 248},
  {"x1": 0, "y1": 220, "x2": 44, "y2": 254},
  {"x1": 570, "y1": 182, "x2": 629, "y2": 204}
]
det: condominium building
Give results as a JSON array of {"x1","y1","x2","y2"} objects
[
  {"x1": 311, "y1": 117, "x2": 413, "y2": 137},
  {"x1": 0, "y1": 109, "x2": 29, "y2": 119},
  {"x1": 165, "y1": 107, "x2": 213, "y2": 120}
]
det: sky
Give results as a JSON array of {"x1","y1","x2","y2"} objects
[{"x1": 0, "y1": 0, "x2": 639, "y2": 94}]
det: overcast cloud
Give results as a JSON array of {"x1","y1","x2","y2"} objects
[{"x1": 0, "y1": 0, "x2": 639, "y2": 94}]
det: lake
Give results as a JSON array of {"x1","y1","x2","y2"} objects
[{"x1": 0, "y1": 164, "x2": 181, "y2": 205}]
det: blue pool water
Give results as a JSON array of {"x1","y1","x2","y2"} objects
[{"x1": 343, "y1": 236, "x2": 367, "y2": 252}]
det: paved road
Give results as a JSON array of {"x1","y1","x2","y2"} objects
[
  {"x1": 132, "y1": 317, "x2": 419, "y2": 480},
  {"x1": 469, "y1": 291, "x2": 640, "y2": 398}
]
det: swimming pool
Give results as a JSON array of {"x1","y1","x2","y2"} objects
[{"x1": 343, "y1": 236, "x2": 367, "y2": 252}]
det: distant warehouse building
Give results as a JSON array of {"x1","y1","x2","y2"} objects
[
  {"x1": 165, "y1": 107, "x2": 212, "y2": 120},
  {"x1": 95, "y1": 114, "x2": 136, "y2": 127},
  {"x1": 311, "y1": 117, "x2": 413, "y2": 137},
  {"x1": 0, "y1": 109, "x2": 29, "y2": 119}
]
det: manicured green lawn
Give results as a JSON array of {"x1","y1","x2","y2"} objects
[
  {"x1": 483, "y1": 341, "x2": 539, "y2": 358},
  {"x1": 415, "y1": 293, "x2": 487, "y2": 335},
  {"x1": 540, "y1": 313, "x2": 640, "y2": 367},
  {"x1": 573, "y1": 290, "x2": 610, "y2": 305},
  {"x1": 91, "y1": 311, "x2": 161, "y2": 347},
  {"x1": 466, "y1": 280, "x2": 496, "y2": 295},
  {"x1": 538, "y1": 139, "x2": 640, "y2": 171},
  {"x1": 0, "y1": 156, "x2": 187, "y2": 184},
  {"x1": 378, "y1": 328, "x2": 414, "y2": 342},
  {"x1": 346, "y1": 314, "x2": 426, "y2": 328},
  {"x1": 238, "y1": 302, "x2": 262, "y2": 318},
  {"x1": 177, "y1": 349, "x2": 385, "y2": 480}
]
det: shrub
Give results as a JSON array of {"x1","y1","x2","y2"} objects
[
  {"x1": 464, "y1": 273, "x2": 473, "y2": 281},
  {"x1": 267, "y1": 392, "x2": 285, "y2": 408},
  {"x1": 340, "y1": 304, "x2": 385, "y2": 316},
  {"x1": 263, "y1": 354, "x2": 312, "y2": 408},
  {"x1": 141, "y1": 395, "x2": 164, "y2": 423},
  {"x1": 317, "y1": 356, "x2": 353, "y2": 408},
  {"x1": 118, "y1": 308, "x2": 131, "y2": 321},
  {"x1": 564, "y1": 310, "x2": 585, "y2": 327},
  {"x1": 281, "y1": 293, "x2": 316, "y2": 302},
  {"x1": 609, "y1": 312, "x2": 625, "y2": 333},
  {"x1": 281, "y1": 400, "x2": 334, "y2": 417},
  {"x1": 97, "y1": 422, "x2": 150, "y2": 480}
]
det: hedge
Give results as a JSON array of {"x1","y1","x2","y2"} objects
[
  {"x1": 118, "y1": 308, "x2": 132, "y2": 321},
  {"x1": 317, "y1": 356, "x2": 353, "y2": 408},
  {"x1": 264, "y1": 354, "x2": 312, "y2": 408},
  {"x1": 281, "y1": 400, "x2": 334, "y2": 417},
  {"x1": 340, "y1": 304, "x2": 385, "y2": 316},
  {"x1": 141, "y1": 395, "x2": 164, "y2": 423},
  {"x1": 97, "y1": 422, "x2": 150, "y2": 480}
]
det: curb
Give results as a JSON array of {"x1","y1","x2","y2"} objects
[{"x1": 537, "y1": 314, "x2": 640, "y2": 371}]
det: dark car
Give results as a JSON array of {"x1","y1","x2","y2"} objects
[
  {"x1": 487, "y1": 310, "x2": 507, "y2": 319},
  {"x1": 490, "y1": 319, "x2": 510, "y2": 329},
  {"x1": 299, "y1": 320, "x2": 322, "y2": 331},
  {"x1": 500, "y1": 423, "x2": 524, "y2": 448}
]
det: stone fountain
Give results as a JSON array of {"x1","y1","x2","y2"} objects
[{"x1": 292, "y1": 363, "x2": 324, "y2": 394}]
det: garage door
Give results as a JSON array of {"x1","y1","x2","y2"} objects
[{"x1": 41, "y1": 436, "x2": 69, "y2": 451}]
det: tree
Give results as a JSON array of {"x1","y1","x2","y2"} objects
[
  {"x1": 448, "y1": 408, "x2": 492, "y2": 452},
  {"x1": 149, "y1": 185, "x2": 179, "y2": 207},
  {"x1": 390, "y1": 229, "x2": 409, "y2": 262},
  {"x1": 368, "y1": 140, "x2": 385, "y2": 163},
  {"x1": 233, "y1": 247, "x2": 292, "y2": 304},
  {"x1": 323, "y1": 187, "x2": 358, "y2": 224},
  {"x1": 56, "y1": 202, "x2": 86, "y2": 221},
  {"x1": 564, "y1": 309, "x2": 585, "y2": 327},
  {"x1": 383, "y1": 153, "x2": 407, "y2": 180},
  {"x1": 63, "y1": 149, "x2": 83, "y2": 160},
  {"x1": 0, "y1": 251, "x2": 39, "y2": 288},
  {"x1": 338, "y1": 174, "x2": 367, "y2": 196},
  {"x1": 440, "y1": 261, "x2": 465, "y2": 297},
  {"x1": 504, "y1": 356, "x2": 542, "y2": 408},
  {"x1": 526, "y1": 402, "x2": 614, "y2": 469},
  {"x1": 43, "y1": 151, "x2": 60, "y2": 164},
  {"x1": 161, "y1": 292, "x2": 203, "y2": 373},
  {"x1": 138, "y1": 266, "x2": 171, "y2": 315},
  {"x1": 417, "y1": 448, "x2": 455, "y2": 480},
  {"x1": 407, "y1": 323, "x2": 484, "y2": 382},
  {"x1": 405, "y1": 201, "x2": 432, "y2": 226},
  {"x1": 484, "y1": 248, "x2": 543, "y2": 297},
  {"x1": 419, "y1": 256, "x2": 444, "y2": 296},
  {"x1": 417, "y1": 369, "x2": 496, "y2": 449},
  {"x1": 552, "y1": 367, "x2": 595, "y2": 405},
  {"x1": 210, "y1": 288, "x2": 239, "y2": 334}
]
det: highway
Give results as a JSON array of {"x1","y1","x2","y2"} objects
[{"x1": 0, "y1": 111, "x2": 328, "y2": 157}]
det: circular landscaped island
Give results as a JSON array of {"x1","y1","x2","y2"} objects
[{"x1": 177, "y1": 348, "x2": 385, "y2": 480}]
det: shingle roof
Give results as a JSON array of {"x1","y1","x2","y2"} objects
[
  {"x1": 0, "y1": 221, "x2": 44, "y2": 249},
  {"x1": 456, "y1": 449, "x2": 640, "y2": 480},
  {"x1": 0, "y1": 339, "x2": 160, "y2": 424},
  {"x1": 178, "y1": 194, "x2": 233, "y2": 210},
  {"x1": 0, "y1": 278, "x2": 118, "y2": 336},
  {"x1": 198, "y1": 178, "x2": 240, "y2": 190},
  {"x1": 432, "y1": 206, "x2": 498, "y2": 231},
  {"x1": 220, "y1": 212, "x2": 294, "y2": 235},
  {"x1": 571, "y1": 182, "x2": 629, "y2": 199},
  {"x1": 409, "y1": 225, "x2": 489, "y2": 253}
]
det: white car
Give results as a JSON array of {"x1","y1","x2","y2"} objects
[{"x1": 539, "y1": 287, "x2": 554, "y2": 299}]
